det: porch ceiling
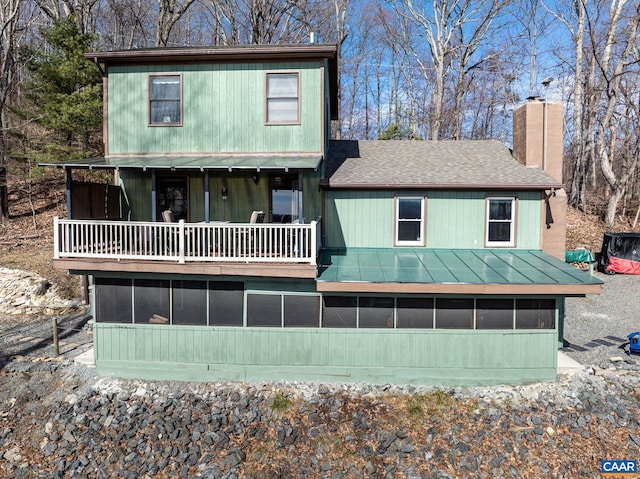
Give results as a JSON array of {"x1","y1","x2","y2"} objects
[
  {"x1": 39, "y1": 154, "x2": 323, "y2": 171},
  {"x1": 316, "y1": 248, "x2": 603, "y2": 295}
]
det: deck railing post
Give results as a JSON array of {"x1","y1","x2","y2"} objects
[
  {"x1": 52, "y1": 220, "x2": 318, "y2": 265},
  {"x1": 53, "y1": 216, "x2": 60, "y2": 259},
  {"x1": 178, "y1": 220, "x2": 185, "y2": 263},
  {"x1": 310, "y1": 221, "x2": 317, "y2": 265}
]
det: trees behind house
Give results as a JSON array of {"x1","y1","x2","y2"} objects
[
  {"x1": 554, "y1": 0, "x2": 640, "y2": 227},
  {"x1": 0, "y1": 0, "x2": 23, "y2": 222},
  {"x1": 16, "y1": 15, "x2": 102, "y2": 163},
  {"x1": 0, "y1": 0, "x2": 639, "y2": 226}
]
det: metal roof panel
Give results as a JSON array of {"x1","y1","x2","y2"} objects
[
  {"x1": 317, "y1": 248, "x2": 603, "y2": 294},
  {"x1": 39, "y1": 154, "x2": 323, "y2": 171}
]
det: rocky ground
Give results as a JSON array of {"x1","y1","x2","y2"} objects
[
  {"x1": 2, "y1": 365, "x2": 639, "y2": 479},
  {"x1": 0, "y1": 269, "x2": 639, "y2": 478}
]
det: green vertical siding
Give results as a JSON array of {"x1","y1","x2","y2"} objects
[
  {"x1": 207, "y1": 173, "x2": 270, "y2": 222},
  {"x1": 324, "y1": 190, "x2": 542, "y2": 249},
  {"x1": 107, "y1": 62, "x2": 323, "y2": 154},
  {"x1": 189, "y1": 175, "x2": 205, "y2": 222},
  {"x1": 325, "y1": 191, "x2": 394, "y2": 248},
  {"x1": 95, "y1": 325, "x2": 558, "y2": 385},
  {"x1": 303, "y1": 169, "x2": 322, "y2": 222},
  {"x1": 118, "y1": 171, "x2": 151, "y2": 221},
  {"x1": 427, "y1": 191, "x2": 541, "y2": 249}
]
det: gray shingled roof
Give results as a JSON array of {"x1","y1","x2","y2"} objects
[{"x1": 325, "y1": 140, "x2": 563, "y2": 189}]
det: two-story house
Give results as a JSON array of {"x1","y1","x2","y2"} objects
[{"x1": 45, "y1": 44, "x2": 601, "y2": 386}]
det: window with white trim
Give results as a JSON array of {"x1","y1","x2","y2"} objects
[
  {"x1": 266, "y1": 72, "x2": 299, "y2": 124},
  {"x1": 149, "y1": 75, "x2": 181, "y2": 125},
  {"x1": 486, "y1": 197, "x2": 515, "y2": 247},
  {"x1": 395, "y1": 196, "x2": 425, "y2": 246}
]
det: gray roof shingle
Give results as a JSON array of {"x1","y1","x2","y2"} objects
[{"x1": 325, "y1": 140, "x2": 562, "y2": 189}]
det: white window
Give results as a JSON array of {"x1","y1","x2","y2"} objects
[
  {"x1": 395, "y1": 196, "x2": 425, "y2": 246},
  {"x1": 149, "y1": 75, "x2": 181, "y2": 125},
  {"x1": 266, "y1": 72, "x2": 299, "y2": 124},
  {"x1": 486, "y1": 197, "x2": 515, "y2": 247}
]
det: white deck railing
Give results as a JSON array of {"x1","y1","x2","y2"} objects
[{"x1": 53, "y1": 217, "x2": 319, "y2": 265}]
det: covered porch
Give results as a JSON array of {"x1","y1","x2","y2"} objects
[
  {"x1": 43, "y1": 153, "x2": 325, "y2": 277},
  {"x1": 41, "y1": 153, "x2": 323, "y2": 224}
]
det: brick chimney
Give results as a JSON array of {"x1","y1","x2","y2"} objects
[
  {"x1": 512, "y1": 98, "x2": 563, "y2": 183},
  {"x1": 513, "y1": 98, "x2": 566, "y2": 260}
]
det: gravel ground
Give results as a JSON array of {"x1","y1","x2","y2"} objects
[
  {"x1": 563, "y1": 272, "x2": 640, "y2": 366},
  {"x1": 0, "y1": 311, "x2": 92, "y2": 364}
]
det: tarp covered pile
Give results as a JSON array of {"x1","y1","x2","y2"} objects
[{"x1": 598, "y1": 232, "x2": 640, "y2": 275}]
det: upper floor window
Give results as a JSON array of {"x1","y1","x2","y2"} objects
[
  {"x1": 395, "y1": 196, "x2": 425, "y2": 246},
  {"x1": 266, "y1": 72, "x2": 299, "y2": 124},
  {"x1": 486, "y1": 197, "x2": 515, "y2": 247},
  {"x1": 149, "y1": 75, "x2": 181, "y2": 126}
]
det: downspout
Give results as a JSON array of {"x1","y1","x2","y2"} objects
[
  {"x1": 543, "y1": 100, "x2": 547, "y2": 173},
  {"x1": 90, "y1": 56, "x2": 106, "y2": 76}
]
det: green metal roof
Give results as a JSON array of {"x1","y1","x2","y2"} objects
[
  {"x1": 39, "y1": 154, "x2": 323, "y2": 171},
  {"x1": 316, "y1": 248, "x2": 603, "y2": 295}
]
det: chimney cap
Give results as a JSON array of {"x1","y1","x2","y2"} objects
[{"x1": 526, "y1": 95, "x2": 543, "y2": 102}]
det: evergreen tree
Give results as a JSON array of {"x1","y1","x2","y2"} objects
[
  {"x1": 16, "y1": 15, "x2": 103, "y2": 163},
  {"x1": 378, "y1": 122, "x2": 411, "y2": 140}
]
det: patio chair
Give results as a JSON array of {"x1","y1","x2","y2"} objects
[
  {"x1": 249, "y1": 210, "x2": 265, "y2": 224},
  {"x1": 162, "y1": 209, "x2": 175, "y2": 222},
  {"x1": 161, "y1": 209, "x2": 177, "y2": 254},
  {"x1": 236, "y1": 210, "x2": 264, "y2": 256}
]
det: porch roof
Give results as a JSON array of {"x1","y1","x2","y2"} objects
[
  {"x1": 40, "y1": 154, "x2": 323, "y2": 171},
  {"x1": 316, "y1": 248, "x2": 603, "y2": 295}
]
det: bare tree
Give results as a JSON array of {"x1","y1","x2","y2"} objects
[
  {"x1": 591, "y1": 0, "x2": 640, "y2": 225},
  {"x1": 0, "y1": 0, "x2": 23, "y2": 222},
  {"x1": 34, "y1": 0, "x2": 99, "y2": 33},
  {"x1": 198, "y1": 0, "x2": 241, "y2": 45},
  {"x1": 200, "y1": 0, "x2": 313, "y2": 46},
  {"x1": 394, "y1": 0, "x2": 511, "y2": 140},
  {"x1": 95, "y1": 0, "x2": 154, "y2": 49},
  {"x1": 549, "y1": 0, "x2": 593, "y2": 209},
  {"x1": 513, "y1": 0, "x2": 555, "y2": 95},
  {"x1": 156, "y1": 0, "x2": 196, "y2": 47},
  {"x1": 449, "y1": 0, "x2": 510, "y2": 139}
]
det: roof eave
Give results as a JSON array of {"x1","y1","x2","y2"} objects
[
  {"x1": 316, "y1": 281, "x2": 602, "y2": 295},
  {"x1": 38, "y1": 154, "x2": 323, "y2": 171},
  {"x1": 322, "y1": 182, "x2": 565, "y2": 190},
  {"x1": 85, "y1": 44, "x2": 338, "y2": 64}
]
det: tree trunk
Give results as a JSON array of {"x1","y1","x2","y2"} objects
[
  {"x1": 596, "y1": 0, "x2": 638, "y2": 225},
  {"x1": 156, "y1": 0, "x2": 196, "y2": 47},
  {"x1": 605, "y1": 185, "x2": 625, "y2": 227},
  {"x1": 0, "y1": 127, "x2": 8, "y2": 222},
  {"x1": 0, "y1": 0, "x2": 21, "y2": 222}
]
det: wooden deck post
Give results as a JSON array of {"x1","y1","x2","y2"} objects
[{"x1": 52, "y1": 317, "x2": 60, "y2": 356}]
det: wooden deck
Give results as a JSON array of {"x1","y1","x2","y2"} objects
[
  {"x1": 53, "y1": 257, "x2": 317, "y2": 278},
  {"x1": 53, "y1": 217, "x2": 320, "y2": 277}
]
